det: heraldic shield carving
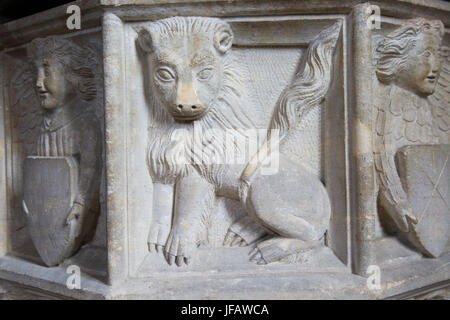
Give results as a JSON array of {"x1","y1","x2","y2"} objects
[
  {"x1": 397, "y1": 145, "x2": 450, "y2": 258},
  {"x1": 23, "y1": 157, "x2": 80, "y2": 266}
]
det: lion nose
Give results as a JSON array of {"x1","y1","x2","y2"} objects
[
  {"x1": 175, "y1": 82, "x2": 206, "y2": 118},
  {"x1": 176, "y1": 103, "x2": 205, "y2": 114}
]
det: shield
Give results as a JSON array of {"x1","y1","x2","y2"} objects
[
  {"x1": 23, "y1": 156, "x2": 79, "y2": 266},
  {"x1": 397, "y1": 145, "x2": 450, "y2": 258}
]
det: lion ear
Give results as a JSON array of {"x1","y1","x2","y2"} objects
[
  {"x1": 214, "y1": 25, "x2": 233, "y2": 54},
  {"x1": 136, "y1": 28, "x2": 154, "y2": 53}
]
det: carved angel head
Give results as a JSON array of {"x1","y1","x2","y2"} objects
[
  {"x1": 27, "y1": 37, "x2": 97, "y2": 110},
  {"x1": 376, "y1": 18, "x2": 444, "y2": 97},
  {"x1": 137, "y1": 17, "x2": 234, "y2": 121}
]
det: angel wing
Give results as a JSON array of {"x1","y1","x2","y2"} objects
[
  {"x1": 429, "y1": 45, "x2": 450, "y2": 144},
  {"x1": 9, "y1": 56, "x2": 42, "y2": 156},
  {"x1": 84, "y1": 41, "x2": 105, "y2": 124},
  {"x1": 373, "y1": 91, "x2": 413, "y2": 232}
]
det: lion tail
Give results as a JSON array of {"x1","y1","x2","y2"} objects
[
  {"x1": 240, "y1": 21, "x2": 342, "y2": 184},
  {"x1": 270, "y1": 21, "x2": 341, "y2": 139}
]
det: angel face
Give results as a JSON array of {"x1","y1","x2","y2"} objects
[
  {"x1": 34, "y1": 56, "x2": 75, "y2": 110},
  {"x1": 397, "y1": 33, "x2": 442, "y2": 97}
]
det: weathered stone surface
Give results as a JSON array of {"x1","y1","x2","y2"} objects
[{"x1": 0, "y1": 0, "x2": 448, "y2": 300}]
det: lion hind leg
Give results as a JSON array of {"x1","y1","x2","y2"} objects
[
  {"x1": 247, "y1": 193, "x2": 326, "y2": 242},
  {"x1": 244, "y1": 166, "x2": 331, "y2": 242}
]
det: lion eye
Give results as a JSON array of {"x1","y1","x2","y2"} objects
[
  {"x1": 197, "y1": 67, "x2": 213, "y2": 81},
  {"x1": 156, "y1": 68, "x2": 175, "y2": 82}
]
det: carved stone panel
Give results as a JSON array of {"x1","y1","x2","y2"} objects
[
  {"x1": 123, "y1": 15, "x2": 348, "y2": 277},
  {"x1": 372, "y1": 17, "x2": 450, "y2": 265},
  {"x1": 1, "y1": 32, "x2": 106, "y2": 273}
]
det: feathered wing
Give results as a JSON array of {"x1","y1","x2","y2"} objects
[
  {"x1": 373, "y1": 88, "x2": 413, "y2": 232},
  {"x1": 85, "y1": 42, "x2": 105, "y2": 124},
  {"x1": 429, "y1": 45, "x2": 450, "y2": 144},
  {"x1": 9, "y1": 57, "x2": 42, "y2": 156}
]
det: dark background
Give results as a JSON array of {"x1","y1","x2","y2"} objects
[
  {"x1": 0, "y1": 0, "x2": 72, "y2": 24},
  {"x1": 1, "y1": 0, "x2": 450, "y2": 24}
]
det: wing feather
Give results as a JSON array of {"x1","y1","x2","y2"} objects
[
  {"x1": 429, "y1": 45, "x2": 450, "y2": 140},
  {"x1": 8, "y1": 57, "x2": 42, "y2": 155}
]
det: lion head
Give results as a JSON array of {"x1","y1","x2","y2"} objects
[
  {"x1": 137, "y1": 17, "x2": 237, "y2": 122},
  {"x1": 136, "y1": 17, "x2": 255, "y2": 184}
]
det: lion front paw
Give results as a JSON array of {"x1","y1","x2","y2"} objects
[
  {"x1": 164, "y1": 226, "x2": 196, "y2": 267},
  {"x1": 147, "y1": 222, "x2": 171, "y2": 253}
]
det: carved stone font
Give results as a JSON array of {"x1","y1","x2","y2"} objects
[{"x1": 0, "y1": 0, "x2": 449, "y2": 300}]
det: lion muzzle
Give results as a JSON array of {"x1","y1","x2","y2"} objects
[{"x1": 173, "y1": 81, "x2": 207, "y2": 121}]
